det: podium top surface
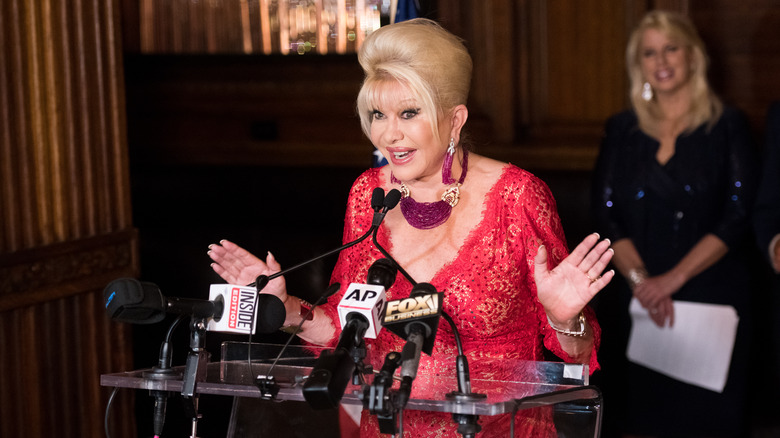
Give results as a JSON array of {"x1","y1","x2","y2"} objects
[{"x1": 101, "y1": 342, "x2": 599, "y2": 416}]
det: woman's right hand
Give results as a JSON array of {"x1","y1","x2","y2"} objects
[{"x1": 208, "y1": 239, "x2": 287, "y2": 300}]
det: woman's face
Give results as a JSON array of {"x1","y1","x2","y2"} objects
[
  {"x1": 369, "y1": 81, "x2": 449, "y2": 184},
  {"x1": 639, "y1": 28, "x2": 692, "y2": 97}
]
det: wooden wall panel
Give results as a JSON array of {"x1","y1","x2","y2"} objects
[
  {"x1": 541, "y1": 1, "x2": 629, "y2": 124},
  {"x1": 0, "y1": 0, "x2": 138, "y2": 437},
  {"x1": 117, "y1": 0, "x2": 780, "y2": 170},
  {"x1": 688, "y1": 0, "x2": 780, "y2": 134}
]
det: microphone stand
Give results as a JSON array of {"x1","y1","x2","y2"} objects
[
  {"x1": 179, "y1": 315, "x2": 210, "y2": 438},
  {"x1": 143, "y1": 315, "x2": 187, "y2": 438},
  {"x1": 252, "y1": 188, "x2": 401, "y2": 400},
  {"x1": 248, "y1": 187, "x2": 399, "y2": 290},
  {"x1": 254, "y1": 283, "x2": 340, "y2": 400},
  {"x1": 361, "y1": 351, "x2": 403, "y2": 435},
  {"x1": 249, "y1": 216, "x2": 378, "y2": 399},
  {"x1": 442, "y1": 310, "x2": 487, "y2": 438}
]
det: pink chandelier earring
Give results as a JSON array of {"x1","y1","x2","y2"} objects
[{"x1": 642, "y1": 82, "x2": 653, "y2": 101}]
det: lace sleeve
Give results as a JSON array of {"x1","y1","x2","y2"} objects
[{"x1": 504, "y1": 167, "x2": 601, "y2": 372}]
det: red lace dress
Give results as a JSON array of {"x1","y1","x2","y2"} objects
[{"x1": 318, "y1": 164, "x2": 601, "y2": 437}]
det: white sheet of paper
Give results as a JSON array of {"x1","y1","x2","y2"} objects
[{"x1": 626, "y1": 298, "x2": 739, "y2": 393}]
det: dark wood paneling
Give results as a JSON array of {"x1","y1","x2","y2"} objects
[
  {"x1": 124, "y1": 54, "x2": 371, "y2": 167},
  {"x1": 118, "y1": 0, "x2": 780, "y2": 170},
  {"x1": 688, "y1": 0, "x2": 780, "y2": 135},
  {"x1": 0, "y1": 0, "x2": 138, "y2": 437}
]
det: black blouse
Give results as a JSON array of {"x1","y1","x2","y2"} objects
[{"x1": 591, "y1": 107, "x2": 759, "y2": 304}]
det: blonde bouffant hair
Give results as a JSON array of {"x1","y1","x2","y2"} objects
[
  {"x1": 356, "y1": 18, "x2": 472, "y2": 143},
  {"x1": 626, "y1": 10, "x2": 722, "y2": 136}
]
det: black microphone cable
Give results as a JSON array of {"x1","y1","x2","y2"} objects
[
  {"x1": 104, "y1": 314, "x2": 187, "y2": 438},
  {"x1": 146, "y1": 314, "x2": 188, "y2": 438},
  {"x1": 104, "y1": 386, "x2": 120, "y2": 438}
]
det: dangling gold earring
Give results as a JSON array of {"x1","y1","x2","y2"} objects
[{"x1": 642, "y1": 82, "x2": 653, "y2": 101}]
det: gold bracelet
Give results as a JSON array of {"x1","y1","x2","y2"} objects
[
  {"x1": 628, "y1": 267, "x2": 649, "y2": 290},
  {"x1": 547, "y1": 312, "x2": 587, "y2": 337},
  {"x1": 280, "y1": 298, "x2": 314, "y2": 334}
]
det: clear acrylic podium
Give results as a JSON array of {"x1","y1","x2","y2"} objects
[{"x1": 100, "y1": 342, "x2": 602, "y2": 437}]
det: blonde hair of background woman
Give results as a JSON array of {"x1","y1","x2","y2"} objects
[
  {"x1": 356, "y1": 18, "x2": 473, "y2": 144},
  {"x1": 626, "y1": 10, "x2": 723, "y2": 136}
]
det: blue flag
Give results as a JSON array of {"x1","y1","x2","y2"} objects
[
  {"x1": 373, "y1": 148, "x2": 388, "y2": 167},
  {"x1": 394, "y1": 0, "x2": 419, "y2": 23}
]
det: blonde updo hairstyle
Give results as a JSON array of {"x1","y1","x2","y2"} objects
[
  {"x1": 626, "y1": 10, "x2": 722, "y2": 135},
  {"x1": 356, "y1": 18, "x2": 472, "y2": 145}
]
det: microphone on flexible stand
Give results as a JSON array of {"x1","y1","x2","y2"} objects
[
  {"x1": 103, "y1": 279, "x2": 228, "y2": 438},
  {"x1": 380, "y1": 281, "x2": 443, "y2": 419},
  {"x1": 248, "y1": 188, "x2": 402, "y2": 333},
  {"x1": 253, "y1": 282, "x2": 341, "y2": 399},
  {"x1": 252, "y1": 188, "x2": 400, "y2": 399}
]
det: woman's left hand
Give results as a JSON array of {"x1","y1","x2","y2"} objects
[
  {"x1": 633, "y1": 271, "x2": 684, "y2": 313},
  {"x1": 534, "y1": 233, "x2": 614, "y2": 325}
]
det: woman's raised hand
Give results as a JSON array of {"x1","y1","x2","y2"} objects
[
  {"x1": 534, "y1": 233, "x2": 614, "y2": 325},
  {"x1": 208, "y1": 239, "x2": 287, "y2": 299}
]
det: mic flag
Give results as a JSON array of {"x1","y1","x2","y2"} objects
[
  {"x1": 205, "y1": 284, "x2": 285, "y2": 335},
  {"x1": 382, "y1": 283, "x2": 443, "y2": 355},
  {"x1": 338, "y1": 283, "x2": 386, "y2": 339}
]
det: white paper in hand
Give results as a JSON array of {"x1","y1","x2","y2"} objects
[{"x1": 626, "y1": 298, "x2": 739, "y2": 392}]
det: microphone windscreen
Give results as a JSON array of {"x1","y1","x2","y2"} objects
[
  {"x1": 104, "y1": 278, "x2": 167, "y2": 324},
  {"x1": 371, "y1": 187, "x2": 385, "y2": 212},
  {"x1": 384, "y1": 189, "x2": 402, "y2": 210},
  {"x1": 367, "y1": 258, "x2": 397, "y2": 290},
  {"x1": 410, "y1": 282, "x2": 437, "y2": 297},
  {"x1": 254, "y1": 293, "x2": 287, "y2": 333}
]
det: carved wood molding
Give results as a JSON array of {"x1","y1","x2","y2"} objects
[{"x1": 0, "y1": 229, "x2": 139, "y2": 311}]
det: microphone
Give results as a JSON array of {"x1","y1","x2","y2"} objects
[
  {"x1": 337, "y1": 258, "x2": 396, "y2": 339},
  {"x1": 372, "y1": 188, "x2": 401, "y2": 227},
  {"x1": 205, "y1": 284, "x2": 285, "y2": 335},
  {"x1": 251, "y1": 187, "x2": 401, "y2": 288},
  {"x1": 104, "y1": 278, "x2": 224, "y2": 324},
  {"x1": 382, "y1": 282, "x2": 443, "y2": 355},
  {"x1": 303, "y1": 258, "x2": 397, "y2": 409},
  {"x1": 249, "y1": 187, "x2": 401, "y2": 332},
  {"x1": 382, "y1": 282, "x2": 443, "y2": 408}
]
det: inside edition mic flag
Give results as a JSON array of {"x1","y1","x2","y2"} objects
[{"x1": 205, "y1": 284, "x2": 285, "y2": 335}]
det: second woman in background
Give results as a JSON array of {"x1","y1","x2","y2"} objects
[{"x1": 591, "y1": 10, "x2": 758, "y2": 438}]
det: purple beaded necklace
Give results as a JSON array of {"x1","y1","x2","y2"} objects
[{"x1": 391, "y1": 149, "x2": 469, "y2": 230}]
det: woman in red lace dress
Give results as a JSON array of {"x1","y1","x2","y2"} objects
[{"x1": 209, "y1": 18, "x2": 614, "y2": 437}]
